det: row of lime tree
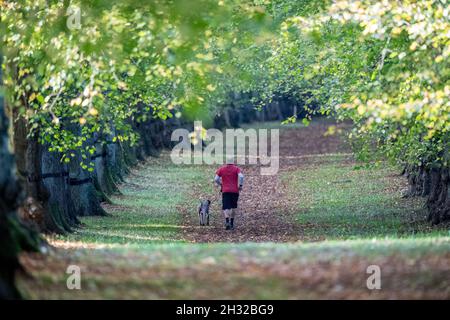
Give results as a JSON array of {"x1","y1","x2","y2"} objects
[{"x1": 1, "y1": 0, "x2": 448, "y2": 298}]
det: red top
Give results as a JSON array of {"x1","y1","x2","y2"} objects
[{"x1": 216, "y1": 164, "x2": 241, "y2": 193}]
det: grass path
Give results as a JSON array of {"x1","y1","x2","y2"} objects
[{"x1": 17, "y1": 119, "x2": 450, "y2": 299}]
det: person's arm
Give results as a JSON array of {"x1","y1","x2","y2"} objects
[
  {"x1": 215, "y1": 167, "x2": 222, "y2": 187},
  {"x1": 214, "y1": 174, "x2": 222, "y2": 187},
  {"x1": 238, "y1": 172, "x2": 244, "y2": 191}
]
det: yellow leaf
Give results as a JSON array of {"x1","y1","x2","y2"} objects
[
  {"x1": 29, "y1": 93, "x2": 36, "y2": 102},
  {"x1": 357, "y1": 105, "x2": 365, "y2": 115}
]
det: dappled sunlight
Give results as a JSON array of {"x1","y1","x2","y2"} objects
[
  {"x1": 46, "y1": 239, "x2": 121, "y2": 250},
  {"x1": 117, "y1": 223, "x2": 187, "y2": 229},
  {"x1": 75, "y1": 230, "x2": 187, "y2": 243}
]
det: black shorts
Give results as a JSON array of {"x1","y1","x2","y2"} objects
[{"x1": 222, "y1": 192, "x2": 239, "y2": 210}]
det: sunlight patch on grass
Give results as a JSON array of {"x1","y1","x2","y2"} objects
[{"x1": 46, "y1": 239, "x2": 122, "y2": 250}]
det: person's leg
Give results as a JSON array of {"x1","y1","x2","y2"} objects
[
  {"x1": 229, "y1": 193, "x2": 239, "y2": 229},
  {"x1": 223, "y1": 193, "x2": 231, "y2": 229},
  {"x1": 230, "y1": 208, "x2": 237, "y2": 229},
  {"x1": 224, "y1": 209, "x2": 232, "y2": 229},
  {"x1": 222, "y1": 196, "x2": 226, "y2": 227}
]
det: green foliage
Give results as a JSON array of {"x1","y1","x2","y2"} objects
[
  {"x1": 214, "y1": 0, "x2": 449, "y2": 170},
  {"x1": 272, "y1": 0, "x2": 450, "y2": 168},
  {"x1": 1, "y1": 0, "x2": 448, "y2": 172},
  {"x1": 0, "y1": 0, "x2": 272, "y2": 163}
]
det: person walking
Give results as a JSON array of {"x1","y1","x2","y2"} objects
[{"x1": 214, "y1": 156, "x2": 244, "y2": 230}]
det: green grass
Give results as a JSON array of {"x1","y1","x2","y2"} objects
[
  {"x1": 286, "y1": 158, "x2": 449, "y2": 240},
  {"x1": 59, "y1": 238, "x2": 450, "y2": 264},
  {"x1": 54, "y1": 156, "x2": 210, "y2": 246},
  {"x1": 19, "y1": 237, "x2": 450, "y2": 299}
]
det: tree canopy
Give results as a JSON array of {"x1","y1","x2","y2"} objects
[{"x1": 1, "y1": 0, "x2": 449, "y2": 175}]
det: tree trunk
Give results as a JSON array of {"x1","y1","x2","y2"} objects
[
  {"x1": 405, "y1": 165, "x2": 449, "y2": 224},
  {"x1": 92, "y1": 143, "x2": 114, "y2": 202},
  {"x1": 11, "y1": 98, "x2": 78, "y2": 233},
  {"x1": 427, "y1": 167, "x2": 450, "y2": 224},
  {"x1": 40, "y1": 146, "x2": 79, "y2": 232},
  {"x1": 0, "y1": 88, "x2": 40, "y2": 300},
  {"x1": 68, "y1": 148, "x2": 107, "y2": 217},
  {"x1": 223, "y1": 107, "x2": 232, "y2": 127},
  {"x1": 274, "y1": 100, "x2": 283, "y2": 120}
]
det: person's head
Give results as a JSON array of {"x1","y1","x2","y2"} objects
[{"x1": 226, "y1": 156, "x2": 235, "y2": 165}]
